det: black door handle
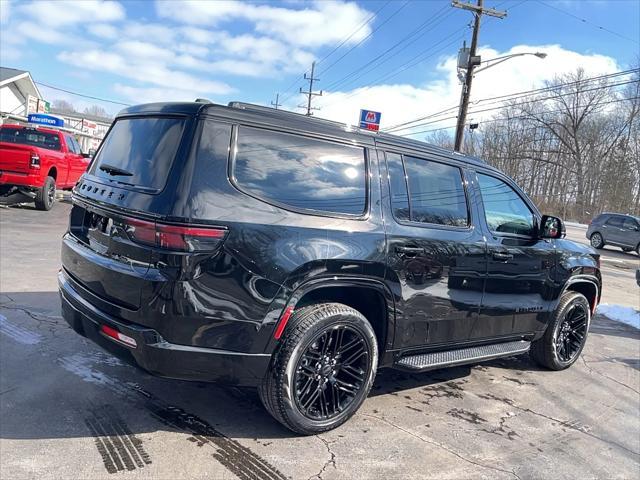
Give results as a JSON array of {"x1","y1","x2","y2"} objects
[
  {"x1": 396, "y1": 246, "x2": 424, "y2": 256},
  {"x1": 492, "y1": 251, "x2": 513, "y2": 261}
]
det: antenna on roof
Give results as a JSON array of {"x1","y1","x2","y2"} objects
[{"x1": 195, "y1": 98, "x2": 213, "y2": 104}]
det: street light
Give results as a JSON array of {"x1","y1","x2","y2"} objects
[
  {"x1": 474, "y1": 52, "x2": 547, "y2": 74},
  {"x1": 454, "y1": 50, "x2": 547, "y2": 151}
]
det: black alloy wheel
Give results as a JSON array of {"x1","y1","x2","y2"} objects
[
  {"x1": 35, "y1": 176, "x2": 56, "y2": 211},
  {"x1": 259, "y1": 303, "x2": 378, "y2": 435},
  {"x1": 294, "y1": 325, "x2": 370, "y2": 420},
  {"x1": 554, "y1": 302, "x2": 588, "y2": 363},
  {"x1": 530, "y1": 291, "x2": 590, "y2": 370}
]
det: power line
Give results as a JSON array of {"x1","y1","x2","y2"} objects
[
  {"x1": 389, "y1": 79, "x2": 639, "y2": 133},
  {"x1": 321, "y1": 29, "x2": 466, "y2": 109},
  {"x1": 319, "y1": 0, "x2": 524, "y2": 109},
  {"x1": 278, "y1": 1, "x2": 393, "y2": 105},
  {"x1": 536, "y1": 0, "x2": 639, "y2": 45},
  {"x1": 316, "y1": 0, "x2": 392, "y2": 67},
  {"x1": 323, "y1": 4, "x2": 452, "y2": 92},
  {"x1": 35, "y1": 81, "x2": 131, "y2": 106},
  {"x1": 317, "y1": 0, "x2": 411, "y2": 77},
  {"x1": 405, "y1": 95, "x2": 640, "y2": 136},
  {"x1": 384, "y1": 68, "x2": 640, "y2": 132}
]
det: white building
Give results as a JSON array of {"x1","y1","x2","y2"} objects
[
  {"x1": 0, "y1": 67, "x2": 42, "y2": 119},
  {"x1": 0, "y1": 67, "x2": 112, "y2": 152}
]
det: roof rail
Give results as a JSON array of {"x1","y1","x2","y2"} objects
[{"x1": 227, "y1": 101, "x2": 350, "y2": 129}]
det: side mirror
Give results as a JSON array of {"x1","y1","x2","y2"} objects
[{"x1": 539, "y1": 215, "x2": 565, "y2": 239}]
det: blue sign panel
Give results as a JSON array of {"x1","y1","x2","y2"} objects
[
  {"x1": 359, "y1": 109, "x2": 381, "y2": 131},
  {"x1": 27, "y1": 114, "x2": 64, "y2": 128}
]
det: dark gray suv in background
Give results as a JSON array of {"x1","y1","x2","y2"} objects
[{"x1": 587, "y1": 213, "x2": 640, "y2": 255}]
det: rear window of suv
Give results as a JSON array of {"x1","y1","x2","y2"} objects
[
  {"x1": 233, "y1": 127, "x2": 366, "y2": 216},
  {"x1": 0, "y1": 127, "x2": 61, "y2": 151},
  {"x1": 89, "y1": 116, "x2": 185, "y2": 191}
]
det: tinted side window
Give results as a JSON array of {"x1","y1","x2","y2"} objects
[
  {"x1": 605, "y1": 216, "x2": 624, "y2": 227},
  {"x1": 622, "y1": 217, "x2": 638, "y2": 230},
  {"x1": 234, "y1": 127, "x2": 366, "y2": 216},
  {"x1": 403, "y1": 156, "x2": 468, "y2": 227},
  {"x1": 71, "y1": 136, "x2": 83, "y2": 154},
  {"x1": 65, "y1": 135, "x2": 79, "y2": 154},
  {"x1": 478, "y1": 173, "x2": 534, "y2": 236},
  {"x1": 385, "y1": 152, "x2": 410, "y2": 221}
]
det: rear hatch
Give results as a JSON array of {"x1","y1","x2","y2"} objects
[
  {"x1": 0, "y1": 127, "x2": 59, "y2": 173},
  {"x1": 63, "y1": 115, "x2": 193, "y2": 310}
]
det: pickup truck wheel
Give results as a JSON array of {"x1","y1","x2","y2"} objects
[
  {"x1": 259, "y1": 303, "x2": 378, "y2": 435},
  {"x1": 35, "y1": 176, "x2": 56, "y2": 211},
  {"x1": 530, "y1": 292, "x2": 590, "y2": 370}
]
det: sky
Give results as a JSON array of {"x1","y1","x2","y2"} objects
[{"x1": 0, "y1": 0, "x2": 638, "y2": 135}]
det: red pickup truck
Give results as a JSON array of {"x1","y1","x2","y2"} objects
[{"x1": 0, "y1": 124, "x2": 91, "y2": 210}]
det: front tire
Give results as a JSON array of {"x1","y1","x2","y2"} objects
[
  {"x1": 589, "y1": 232, "x2": 604, "y2": 249},
  {"x1": 530, "y1": 292, "x2": 590, "y2": 370},
  {"x1": 259, "y1": 303, "x2": 378, "y2": 435},
  {"x1": 35, "y1": 176, "x2": 56, "y2": 211}
]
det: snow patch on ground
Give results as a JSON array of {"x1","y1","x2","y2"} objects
[
  {"x1": 597, "y1": 304, "x2": 640, "y2": 329},
  {"x1": 0, "y1": 314, "x2": 42, "y2": 345}
]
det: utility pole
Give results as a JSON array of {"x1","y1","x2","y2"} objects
[
  {"x1": 452, "y1": 0, "x2": 506, "y2": 152},
  {"x1": 271, "y1": 93, "x2": 282, "y2": 110},
  {"x1": 299, "y1": 61, "x2": 322, "y2": 116}
]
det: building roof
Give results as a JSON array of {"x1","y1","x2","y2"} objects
[
  {"x1": 0, "y1": 67, "x2": 42, "y2": 99},
  {"x1": 0, "y1": 67, "x2": 27, "y2": 83}
]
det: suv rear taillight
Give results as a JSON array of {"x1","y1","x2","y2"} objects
[
  {"x1": 125, "y1": 217, "x2": 227, "y2": 252},
  {"x1": 29, "y1": 153, "x2": 40, "y2": 169}
]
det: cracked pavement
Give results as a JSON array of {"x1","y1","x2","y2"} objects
[{"x1": 1, "y1": 202, "x2": 639, "y2": 479}]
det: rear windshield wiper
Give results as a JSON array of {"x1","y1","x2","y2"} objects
[{"x1": 99, "y1": 163, "x2": 133, "y2": 176}]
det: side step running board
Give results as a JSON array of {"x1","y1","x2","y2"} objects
[{"x1": 394, "y1": 340, "x2": 531, "y2": 372}]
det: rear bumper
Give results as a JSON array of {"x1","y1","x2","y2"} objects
[
  {"x1": 58, "y1": 269, "x2": 271, "y2": 387},
  {"x1": 0, "y1": 170, "x2": 41, "y2": 188}
]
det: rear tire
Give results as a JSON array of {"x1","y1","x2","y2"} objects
[
  {"x1": 530, "y1": 292, "x2": 590, "y2": 370},
  {"x1": 589, "y1": 232, "x2": 604, "y2": 249},
  {"x1": 259, "y1": 303, "x2": 378, "y2": 435},
  {"x1": 35, "y1": 176, "x2": 56, "y2": 211}
]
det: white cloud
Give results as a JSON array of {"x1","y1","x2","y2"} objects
[
  {"x1": 58, "y1": 49, "x2": 234, "y2": 95},
  {"x1": 157, "y1": 0, "x2": 373, "y2": 48},
  {"x1": 18, "y1": 0, "x2": 124, "y2": 27},
  {"x1": 113, "y1": 83, "x2": 213, "y2": 104},
  {"x1": 122, "y1": 21, "x2": 176, "y2": 44},
  {"x1": 88, "y1": 23, "x2": 119, "y2": 40},
  {"x1": 310, "y1": 44, "x2": 620, "y2": 134}
]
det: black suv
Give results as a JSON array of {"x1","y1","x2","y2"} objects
[{"x1": 59, "y1": 101, "x2": 601, "y2": 434}]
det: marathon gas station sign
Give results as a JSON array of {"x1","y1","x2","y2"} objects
[
  {"x1": 27, "y1": 113, "x2": 64, "y2": 128},
  {"x1": 359, "y1": 109, "x2": 382, "y2": 131}
]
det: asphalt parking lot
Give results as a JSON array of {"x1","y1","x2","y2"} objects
[{"x1": 1, "y1": 201, "x2": 639, "y2": 479}]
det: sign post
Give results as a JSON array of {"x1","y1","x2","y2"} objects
[{"x1": 359, "y1": 109, "x2": 381, "y2": 131}]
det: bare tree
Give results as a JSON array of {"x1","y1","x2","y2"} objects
[
  {"x1": 52, "y1": 99, "x2": 76, "y2": 113},
  {"x1": 430, "y1": 67, "x2": 640, "y2": 221},
  {"x1": 83, "y1": 105, "x2": 109, "y2": 118}
]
